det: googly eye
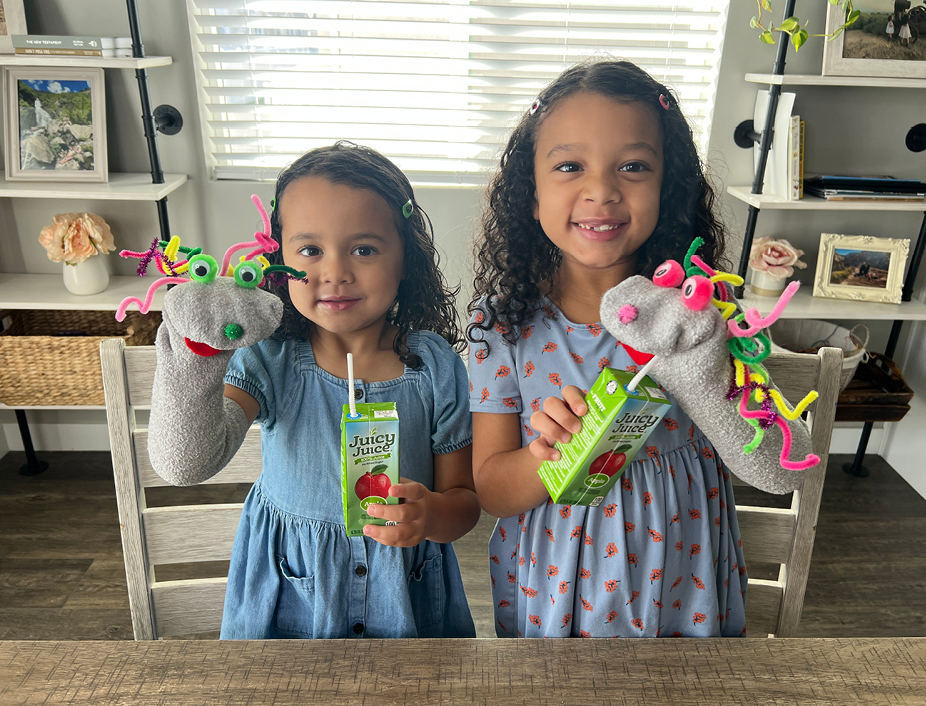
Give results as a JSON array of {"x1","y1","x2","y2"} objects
[
  {"x1": 233, "y1": 260, "x2": 264, "y2": 289},
  {"x1": 680, "y1": 275, "x2": 714, "y2": 311},
  {"x1": 188, "y1": 254, "x2": 218, "y2": 283},
  {"x1": 652, "y1": 260, "x2": 685, "y2": 288}
]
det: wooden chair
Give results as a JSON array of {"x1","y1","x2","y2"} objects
[
  {"x1": 738, "y1": 346, "x2": 843, "y2": 637},
  {"x1": 101, "y1": 339, "x2": 261, "y2": 640}
]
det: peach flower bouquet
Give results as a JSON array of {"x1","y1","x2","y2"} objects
[
  {"x1": 749, "y1": 236, "x2": 808, "y2": 280},
  {"x1": 39, "y1": 212, "x2": 115, "y2": 266}
]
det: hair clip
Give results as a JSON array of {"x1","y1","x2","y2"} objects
[
  {"x1": 402, "y1": 199, "x2": 414, "y2": 219},
  {"x1": 529, "y1": 98, "x2": 542, "y2": 116},
  {"x1": 269, "y1": 197, "x2": 275, "y2": 214},
  {"x1": 659, "y1": 94, "x2": 671, "y2": 111}
]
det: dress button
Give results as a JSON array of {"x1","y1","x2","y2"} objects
[
  {"x1": 354, "y1": 388, "x2": 364, "y2": 400},
  {"x1": 353, "y1": 622, "x2": 364, "y2": 634},
  {"x1": 355, "y1": 565, "x2": 367, "y2": 577}
]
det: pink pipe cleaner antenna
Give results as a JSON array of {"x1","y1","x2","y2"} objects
[
  {"x1": 116, "y1": 276, "x2": 187, "y2": 321},
  {"x1": 737, "y1": 392, "x2": 819, "y2": 471},
  {"x1": 689, "y1": 254, "x2": 717, "y2": 277},
  {"x1": 221, "y1": 195, "x2": 279, "y2": 276},
  {"x1": 728, "y1": 280, "x2": 801, "y2": 338}
]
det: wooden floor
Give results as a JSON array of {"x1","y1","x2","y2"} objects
[{"x1": 1, "y1": 450, "x2": 924, "y2": 640}]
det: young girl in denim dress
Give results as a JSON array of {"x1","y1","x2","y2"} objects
[
  {"x1": 468, "y1": 60, "x2": 806, "y2": 638},
  {"x1": 153, "y1": 142, "x2": 479, "y2": 639}
]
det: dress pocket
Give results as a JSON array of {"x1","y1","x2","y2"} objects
[
  {"x1": 407, "y1": 552, "x2": 444, "y2": 634},
  {"x1": 275, "y1": 555, "x2": 316, "y2": 638}
]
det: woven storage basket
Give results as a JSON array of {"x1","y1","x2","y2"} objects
[{"x1": 0, "y1": 309, "x2": 161, "y2": 406}]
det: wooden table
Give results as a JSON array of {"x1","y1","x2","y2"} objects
[{"x1": 1, "y1": 638, "x2": 924, "y2": 705}]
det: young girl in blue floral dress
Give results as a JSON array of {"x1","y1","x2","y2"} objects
[{"x1": 468, "y1": 60, "x2": 806, "y2": 638}]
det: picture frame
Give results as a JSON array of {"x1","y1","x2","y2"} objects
[
  {"x1": 2, "y1": 66, "x2": 108, "y2": 182},
  {"x1": 813, "y1": 233, "x2": 909, "y2": 304},
  {"x1": 822, "y1": 2, "x2": 926, "y2": 78},
  {"x1": 0, "y1": 0, "x2": 28, "y2": 55}
]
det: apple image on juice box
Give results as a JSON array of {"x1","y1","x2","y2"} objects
[
  {"x1": 537, "y1": 368, "x2": 670, "y2": 506},
  {"x1": 341, "y1": 402, "x2": 400, "y2": 536}
]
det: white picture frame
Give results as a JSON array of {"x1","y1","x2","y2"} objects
[
  {"x1": 2, "y1": 66, "x2": 108, "y2": 182},
  {"x1": 822, "y1": 2, "x2": 926, "y2": 78},
  {"x1": 0, "y1": 0, "x2": 28, "y2": 55},
  {"x1": 813, "y1": 233, "x2": 909, "y2": 304}
]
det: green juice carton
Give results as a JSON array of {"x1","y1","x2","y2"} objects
[
  {"x1": 538, "y1": 368, "x2": 671, "y2": 506},
  {"x1": 341, "y1": 402, "x2": 401, "y2": 536}
]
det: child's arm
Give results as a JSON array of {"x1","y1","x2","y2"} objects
[
  {"x1": 363, "y1": 444, "x2": 480, "y2": 546},
  {"x1": 473, "y1": 386, "x2": 586, "y2": 518}
]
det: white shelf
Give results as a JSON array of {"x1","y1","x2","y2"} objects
[
  {"x1": 0, "y1": 172, "x2": 187, "y2": 201},
  {"x1": 745, "y1": 73, "x2": 926, "y2": 89},
  {"x1": 0, "y1": 273, "x2": 164, "y2": 311},
  {"x1": 727, "y1": 186, "x2": 926, "y2": 212},
  {"x1": 741, "y1": 287, "x2": 926, "y2": 321},
  {"x1": 0, "y1": 55, "x2": 171, "y2": 69}
]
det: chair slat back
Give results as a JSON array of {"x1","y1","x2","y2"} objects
[{"x1": 102, "y1": 341, "x2": 260, "y2": 639}]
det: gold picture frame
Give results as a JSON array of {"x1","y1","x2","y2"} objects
[{"x1": 813, "y1": 233, "x2": 909, "y2": 304}]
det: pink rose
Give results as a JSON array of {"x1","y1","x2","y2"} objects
[
  {"x1": 749, "y1": 236, "x2": 807, "y2": 280},
  {"x1": 38, "y1": 212, "x2": 115, "y2": 265}
]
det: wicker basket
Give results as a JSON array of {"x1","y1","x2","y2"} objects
[{"x1": 0, "y1": 309, "x2": 161, "y2": 406}]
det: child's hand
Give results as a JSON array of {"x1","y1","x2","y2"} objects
[
  {"x1": 529, "y1": 385, "x2": 588, "y2": 462},
  {"x1": 363, "y1": 478, "x2": 434, "y2": 547}
]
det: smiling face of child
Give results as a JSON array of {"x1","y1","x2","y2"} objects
[
  {"x1": 532, "y1": 91, "x2": 664, "y2": 275},
  {"x1": 279, "y1": 175, "x2": 405, "y2": 339}
]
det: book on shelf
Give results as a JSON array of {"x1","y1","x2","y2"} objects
[
  {"x1": 788, "y1": 114, "x2": 802, "y2": 201},
  {"x1": 11, "y1": 35, "x2": 133, "y2": 58},
  {"x1": 753, "y1": 90, "x2": 798, "y2": 200},
  {"x1": 799, "y1": 120, "x2": 805, "y2": 199},
  {"x1": 803, "y1": 175, "x2": 926, "y2": 201}
]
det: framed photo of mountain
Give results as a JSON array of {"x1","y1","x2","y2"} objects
[
  {"x1": 813, "y1": 233, "x2": 909, "y2": 304},
  {"x1": 2, "y1": 66, "x2": 108, "y2": 182}
]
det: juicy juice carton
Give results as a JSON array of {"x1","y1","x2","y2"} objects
[
  {"x1": 341, "y1": 402, "x2": 400, "y2": 536},
  {"x1": 538, "y1": 368, "x2": 671, "y2": 506}
]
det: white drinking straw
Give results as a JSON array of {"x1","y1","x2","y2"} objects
[
  {"x1": 347, "y1": 352, "x2": 359, "y2": 418},
  {"x1": 627, "y1": 355, "x2": 658, "y2": 393}
]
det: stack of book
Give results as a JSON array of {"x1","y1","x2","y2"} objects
[
  {"x1": 753, "y1": 90, "x2": 804, "y2": 201},
  {"x1": 12, "y1": 35, "x2": 133, "y2": 58},
  {"x1": 803, "y1": 176, "x2": 926, "y2": 203}
]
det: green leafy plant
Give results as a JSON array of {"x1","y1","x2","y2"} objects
[{"x1": 751, "y1": 0, "x2": 860, "y2": 51}]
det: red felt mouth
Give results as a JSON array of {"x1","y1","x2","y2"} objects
[
  {"x1": 185, "y1": 337, "x2": 223, "y2": 357},
  {"x1": 622, "y1": 343, "x2": 654, "y2": 366}
]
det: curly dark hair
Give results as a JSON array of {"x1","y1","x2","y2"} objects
[
  {"x1": 468, "y1": 59, "x2": 729, "y2": 347},
  {"x1": 266, "y1": 141, "x2": 463, "y2": 369}
]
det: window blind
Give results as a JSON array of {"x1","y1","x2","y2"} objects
[{"x1": 187, "y1": 0, "x2": 730, "y2": 185}]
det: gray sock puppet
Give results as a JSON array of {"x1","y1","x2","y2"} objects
[
  {"x1": 115, "y1": 195, "x2": 305, "y2": 486},
  {"x1": 598, "y1": 241, "x2": 818, "y2": 495}
]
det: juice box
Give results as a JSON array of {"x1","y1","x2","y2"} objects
[
  {"x1": 341, "y1": 402, "x2": 400, "y2": 536},
  {"x1": 537, "y1": 368, "x2": 671, "y2": 506}
]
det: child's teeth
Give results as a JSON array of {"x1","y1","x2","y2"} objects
[{"x1": 580, "y1": 224, "x2": 619, "y2": 231}]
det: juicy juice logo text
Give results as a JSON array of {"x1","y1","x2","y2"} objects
[
  {"x1": 349, "y1": 428, "x2": 396, "y2": 458},
  {"x1": 612, "y1": 412, "x2": 659, "y2": 435}
]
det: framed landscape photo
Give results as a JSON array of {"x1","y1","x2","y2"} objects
[
  {"x1": 822, "y1": 1, "x2": 926, "y2": 78},
  {"x1": 813, "y1": 233, "x2": 909, "y2": 304},
  {"x1": 0, "y1": 0, "x2": 28, "y2": 55},
  {"x1": 2, "y1": 66, "x2": 108, "y2": 182}
]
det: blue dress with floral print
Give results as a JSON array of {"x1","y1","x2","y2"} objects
[{"x1": 469, "y1": 298, "x2": 748, "y2": 638}]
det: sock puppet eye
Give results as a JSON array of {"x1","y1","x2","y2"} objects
[
  {"x1": 653, "y1": 260, "x2": 685, "y2": 288},
  {"x1": 234, "y1": 261, "x2": 265, "y2": 289},
  {"x1": 188, "y1": 254, "x2": 219, "y2": 283},
  {"x1": 681, "y1": 275, "x2": 713, "y2": 310}
]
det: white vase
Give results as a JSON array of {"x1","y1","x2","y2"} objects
[
  {"x1": 748, "y1": 268, "x2": 788, "y2": 298},
  {"x1": 63, "y1": 256, "x2": 110, "y2": 296}
]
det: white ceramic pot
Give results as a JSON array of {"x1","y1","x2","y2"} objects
[
  {"x1": 63, "y1": 255, "x2": 110, "y2": 296},
  {"x1": 748, "y1": 268, "x2": 787, "y2": 297}
]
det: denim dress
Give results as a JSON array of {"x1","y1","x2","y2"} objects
[
  {"x1": 469, "y1": 299, "x2": 748, "y2": 638},
  {"x1": 220, "y1": 330, "x2": 476, "y2": 639}
]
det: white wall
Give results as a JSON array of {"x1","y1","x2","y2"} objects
[{"x1": 2, "y1": 1, "x2": 924, "y2": 499}]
